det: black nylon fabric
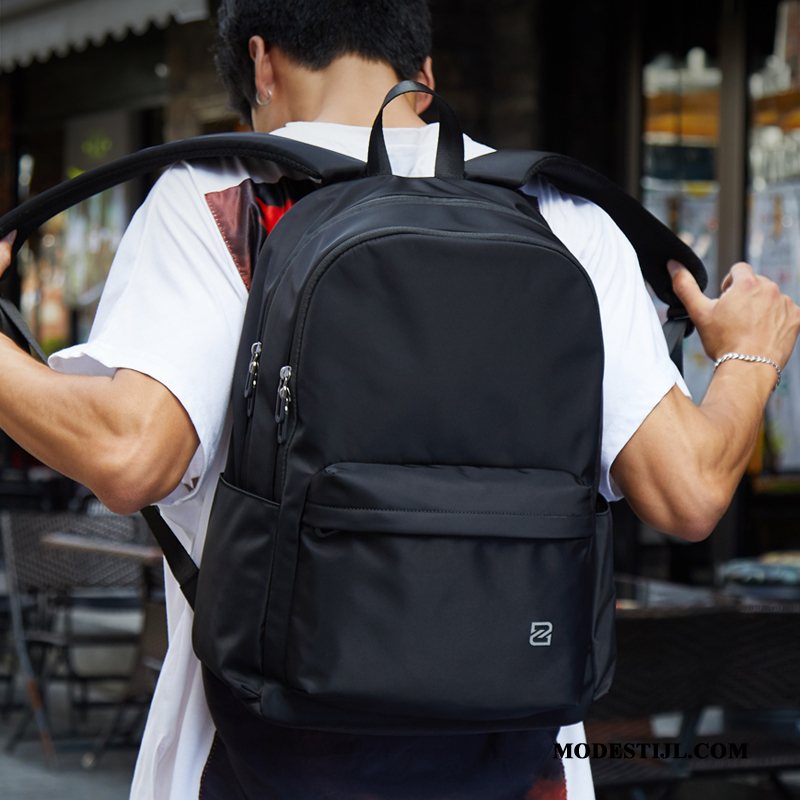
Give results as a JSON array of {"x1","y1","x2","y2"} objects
[
  {"x1": 465, "y1": 149, "x2": 708, "y2": 310},
  {"x1": 194, "y1": 173, "x2": 609, "y2": 737},
  {"x1": 0, "y1": 298, "x2": 46, "y2": 362},
  {"x1": 198, "y1": 735, "x2": 248, "y2": 800},
  {"x1": 303, "y1": 463, "x2": 595, "y2": 537}
]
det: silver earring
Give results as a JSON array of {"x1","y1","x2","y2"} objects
[{"x1": 256, "y1": 88, "x2": 272, "y2": 107}]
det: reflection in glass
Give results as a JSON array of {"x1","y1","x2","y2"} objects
[
  {"x1": 642, "y1": 47, "x2": 721, "y2": 399},
  {"x1": 747, "y1": 0, "x2": 800, "y2": 471}
]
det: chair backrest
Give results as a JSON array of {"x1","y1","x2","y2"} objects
[
  {"x1": 589, "y1": 608, "x2": 729, "y2": 720},
  {"x1": 591, "y1": 602, "x2": 800, "y2": 722},
  {"x1": 0, "y1": 511, "x2": 146, "y2": 597},
  {"x1": 705, "y1": 604, "x2": 800, "y2": 712}
]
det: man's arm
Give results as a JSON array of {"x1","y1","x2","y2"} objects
[
  {"x1": 0, "y1": 235, "x2": 198, "y2": 514},
  {"x1": 612, "y1": 260, "x2": 800, "y2": 541}
]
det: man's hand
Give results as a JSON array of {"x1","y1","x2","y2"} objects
[
  {"x1": 612, "y1": 260, "x2": 800, "y2": 541},
  {"x1": 0, "y1": 231, "x2": 16, "y2": 278},
  {"x1": 669, "y1": 259, "x2": 800, "y2": 369}
]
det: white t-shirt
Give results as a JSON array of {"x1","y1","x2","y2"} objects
[{"x1": 50, "y1": 122, "x2": 686, "y2": 800}]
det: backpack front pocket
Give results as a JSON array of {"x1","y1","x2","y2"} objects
[
  {"x1": 194, "y1": 476, "x2": 279, "y2": 702},
  {"x1": 284, "y1": 463, "x2": 596, "y2": 723}
]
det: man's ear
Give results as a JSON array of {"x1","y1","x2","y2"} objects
[
  {"x1": 248, "y1": 35, "x2": 275, "y2": 105},
  {"x1": 413, "y1": 56, "x2": 435, "y2": 115}
]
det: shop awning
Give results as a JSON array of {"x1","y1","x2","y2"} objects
[{"x1": 0, "y1": 0, "x2": 208, "y2": 72}]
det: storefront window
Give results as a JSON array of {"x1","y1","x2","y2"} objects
[
  {"x1": 17, "y1": 206, "x2": 70, "y2": 355},
  {"x1": 17, "y1": 111, "x2": 134, "y2": 352},
  {"x1": 747, "y1": 0, "x2": 800, "y2": 471},
  {"x1": 642, "y1": 46, "x2": 721, "y2": 399}
]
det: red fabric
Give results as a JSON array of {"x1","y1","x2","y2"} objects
[
  {"x1": 205, "y1": 180, "x2": 296, "y2": 291},
  {"x1": 256, "y1": 196, "x2": 293, "y2": 235}
]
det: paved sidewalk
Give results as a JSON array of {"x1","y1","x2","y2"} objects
[
  {"x1": 0, "y1": 573, "x2": 146, "y2": 798},
  {"x1": 0, "y1": 738, "x2": 136, "y2": 800},
  {"x1": 0, "y1": 684, "x2": 138, "y2": 799}
]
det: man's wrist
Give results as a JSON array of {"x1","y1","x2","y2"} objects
[{"x1": 713, "y1": 352, "x2": 782, "y2": 391}]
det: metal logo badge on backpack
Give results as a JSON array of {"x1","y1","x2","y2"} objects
[{"x1": 529, "y1": 621, "x2": 553, "y2": 646}]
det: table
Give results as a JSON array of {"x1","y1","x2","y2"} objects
[
  {"x1": 40, "y1": 530, "x2": 167, "y2": 766},
  {"x1": 588, "y1": 575, "x2": 800, "y2": 793},
  {"x1": 42, "y1": 531, "x2": 162, "y2": 566},
  {"x1": 614, "y1": 574, "x2": 736, "y2": 613},
  {"x1": 42, "y1": 530, "x2": 164, "y2": 603}
]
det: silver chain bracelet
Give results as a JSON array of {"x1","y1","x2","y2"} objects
[{"x1": 713, "y1": 352, "x2": 782, "y2": 390}]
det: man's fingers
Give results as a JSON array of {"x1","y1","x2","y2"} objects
[
  {"x1": 667, "y1": 259, "x2": 712, "y2": 321},
  {"x1": 726, "y1": 261, "x2": 757, "y2": 287},
  {"x1": 0, "y1": 230, "x2": 16, "y2": 279}
]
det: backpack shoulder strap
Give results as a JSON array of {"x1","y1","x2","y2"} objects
[
  {"x1": 140, "y1": 506, "x2": 198, "y2": 608},
  {"x1": 465, "y1": 150, "x2": 708, "y2": 371},
  {"x1": 0, "y1": 132, "x2": 364, "y2": 255},
  {"x1": 0, "y1": 297, "x2": 46, "y2": 362}
]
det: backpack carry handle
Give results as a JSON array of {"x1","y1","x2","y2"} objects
[{"x1": 367, "y1": 81, "x2": 465, "y2": 179}]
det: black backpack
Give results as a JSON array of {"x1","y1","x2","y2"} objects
[{"x1": 0, "y1": 82, "x2": 705, "y2": 738}]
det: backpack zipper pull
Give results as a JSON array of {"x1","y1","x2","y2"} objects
[
  {"x1": 275, "y1": 365, "x2": 292, "y2": 444},
  {"x1": 244, "y1": 341, "x2": 262, "y2": 417}
]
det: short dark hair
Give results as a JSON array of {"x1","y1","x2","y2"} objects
[{"x1": 215, "y1": 0, "x2": 433, "y2": 121}]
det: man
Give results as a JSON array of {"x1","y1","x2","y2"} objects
[{"x1": 0, "y1": 1, "x2": 798, "y2": 797}]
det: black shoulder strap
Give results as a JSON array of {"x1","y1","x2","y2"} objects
[
  {"x1": 0, "y1": 297, "x2": 46, "y2": 363},
  {"x1": 140, "y1": 506, "x2": 198, "y2": 608},
  {"x1": 465, "y1": 150, "x2": 707, "y2": 369},
  {"x1": 0, "y1": 132, "x2": 364, "y2": 256},
  {"x1": 0, "y1": 132, "x2": 363, "y2": 608}
]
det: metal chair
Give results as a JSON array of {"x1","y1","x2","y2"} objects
[
  {"x1": 0, "y1": 510, "x2": 150, "y2": 758},
  {"x1": 81, "y1": 559, "x2": 167, "y2": 769},
  {"x1": 588, "y1": 580, "x2": 800, "y2": 799},
  {"x1": 696, "y1": 603, "x2": 800, "y2": 797},
  {"x1": 587, "y1": 606, "x2": 730, "y2": 797},
  {"x1": 0, "y1": 585, "x2": 21, "y2": 718}
]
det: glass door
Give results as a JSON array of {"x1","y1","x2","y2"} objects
[
  {"x1": 747, "y1": 0, "x2": 800, "y2": 471},
  {"x1": 642, "y1": 42, "x2": 722, "y2": 399}
]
